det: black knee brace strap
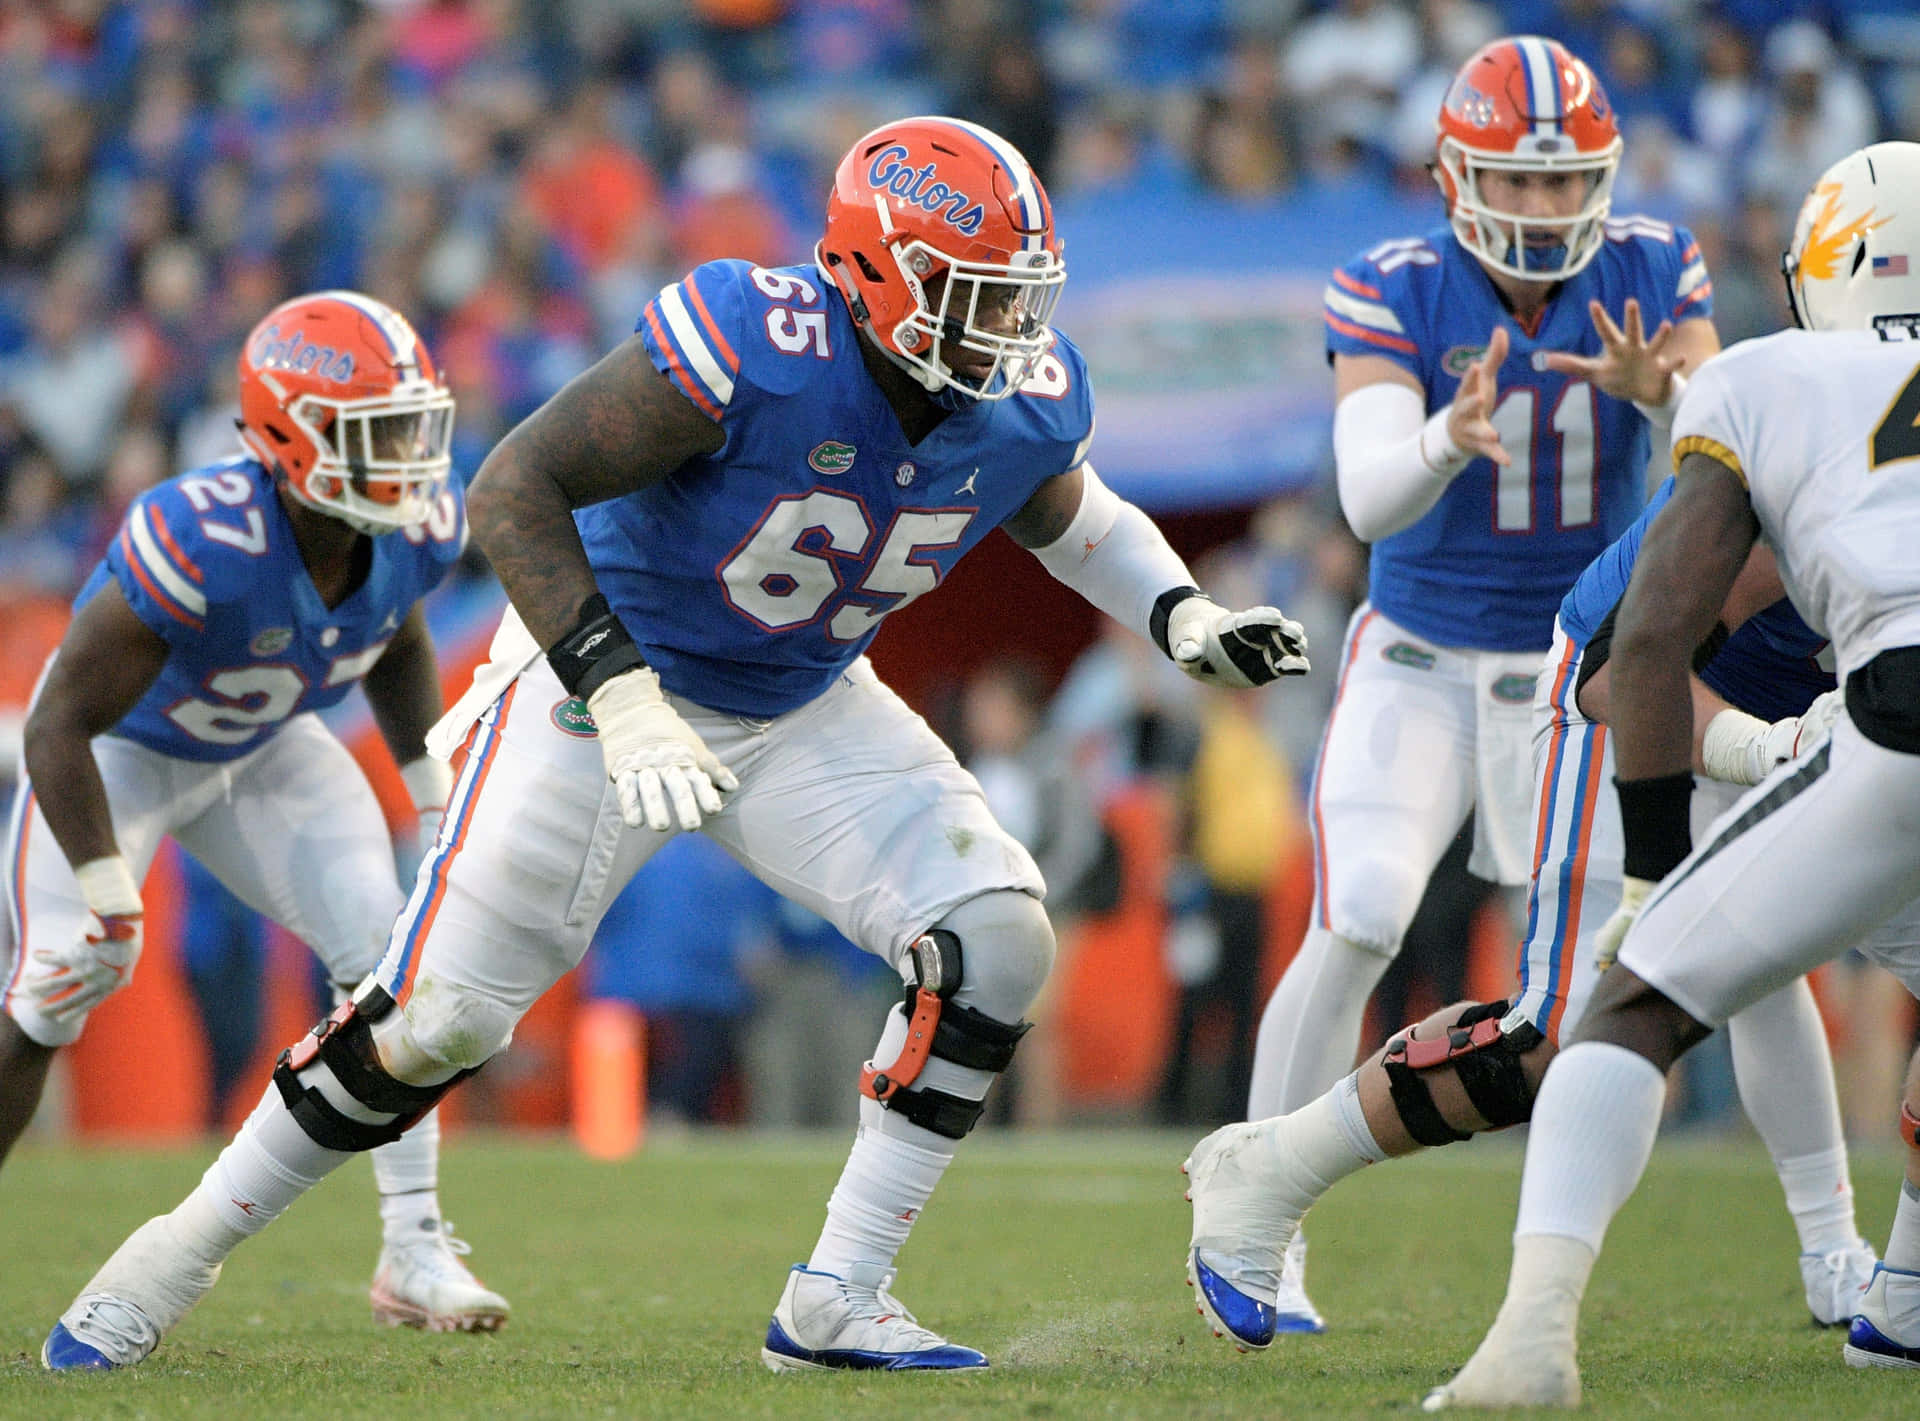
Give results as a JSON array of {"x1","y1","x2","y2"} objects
[
  {"x1": 273, "y1": 987, "x2": 477, "y2": 1153},
  {"x1": 1381, "y1": 1000, "x2": 1544, "y2": 1148},
  {"x1": 860, "y1": 930, "x2": 1031, "y2": 1141}
]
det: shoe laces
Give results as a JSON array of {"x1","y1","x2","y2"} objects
[
  {"x1": 65, "y1": 1293, "x2": 161, "y2": 1365},
  {"x1": 392, "y1": 1219, "x2": 476, "y2": 1273},
  {"x1": 832, "y1": 1268, "x2": 942, "y2": 1346}
]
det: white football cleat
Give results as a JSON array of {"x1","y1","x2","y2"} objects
[
  {"x1": 1421, "y1": 1236, "x2": 1592, "y2": 1411},
  {"x1": 1272, "y1": 1231, "x2": 1327, "y2": 1335},
  {"x1": 371, "y1": 1220, "x2": 510, "y2": 1333},
  {"x1": 1183, "y1": 1120, "x2": 1314, "y2": 1351},
  {"x1": 1803, "y1": 1238, "x2": 1878, "y2": 1327},
  {"x1": 42, "y1": 1215, "x2": 223, "y2": 1370},
  {"x1": 761, "y1": 1262, "x2": 987, "y2": 1372},
  {"x1": 1845, "y1": 1262, "x2": 1920, "y2": 1369}
]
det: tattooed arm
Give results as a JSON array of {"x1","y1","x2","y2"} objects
[{"x1": 466, "y1": 335, "x2": 724, "y2": 648}]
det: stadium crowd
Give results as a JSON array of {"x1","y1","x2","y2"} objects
[{"x1": 3, "y1": 0, "x2": 1919, "y2": 1137}]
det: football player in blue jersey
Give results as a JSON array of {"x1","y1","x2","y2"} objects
[
  {"x1": 7, "y1": 292, "x2": 508, "y2": 1336},
  {"x1": 1239, "y1": 35, "x2": 1734, "y2": 1333},
  {"x1": 40, "y1": 117, "x2": 1308, "y2": 1374},
  {"x1": 1184, "y1": 473, "x2": 1878, "y2": 1354}
]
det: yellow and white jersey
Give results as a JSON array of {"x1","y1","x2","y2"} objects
[{"x1": 1672, "y1": 327, "x2": 1920, "y2": 679}]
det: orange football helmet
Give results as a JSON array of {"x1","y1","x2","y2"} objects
[
  {"x1": 237, "y1": 291, "x2": 455, "y2": 535},
  {"x1": 1434, "y1": 36, "x2": 1621, "y2": 282},
  {"x1": 818, "y1": 116, "x2": 1065, "y2": 403}
]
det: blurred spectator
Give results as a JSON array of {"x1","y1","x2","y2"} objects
[
  {"x1": 1282, "y1": 0, "x2": 1421, "y2": 158},
  {"x1": 1743, "y1": 20, "x2": 1878, "y2": 228},
  {"x1": 1156, "y1": 677, "x2": 1303, "y2": 1125},
  {"x1": 583, "y1": 833, "x2": 761, "y2": 1126},
  {"x1": 3, "y1": 246, "x2": 141, "y2": 487},
  {"x1": 958, "y1": 657, "x2": 1105, "y2": 1125},
  {"x1": 0, "y1": 440, "x2": 88, "y2": 599},
  {"x1": 742, "y1": 896, "x2": 896, "y2": 1131},
  {"x1": 1689, "y1": 14, "x2": 1765, "y2": 164}
]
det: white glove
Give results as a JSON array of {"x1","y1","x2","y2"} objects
[
  {"x1": 587, "y1": 666, "x2": 739, "y2": 832},
  {"x1": 1701, "y1": 688, "x2": 1847, "y2": 786},
  {"x1": 31, "y1": 856, "x2": 143, "y2": 1023},
  {"x1": 1593, "y1": 874, "x2": 1653, "y2": 972},
  {"x1": 1164, "y1": 595, "x2": 1310, "y2": 687},
  {"x1": 400, "y1": 755, "x2": 456, "y2": 860}
]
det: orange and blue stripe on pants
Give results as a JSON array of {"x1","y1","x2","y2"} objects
[
  {"x1": 380, "y1": 686, "x2": 516, "y2": 1006},
  {"x1": 1515, "y1": 636, "x2": 1609, "y2": 1041}
]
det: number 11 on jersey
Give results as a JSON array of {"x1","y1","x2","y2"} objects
[{"x1": 1489, "y1": 381, "x2": 1597, "y2": 532}]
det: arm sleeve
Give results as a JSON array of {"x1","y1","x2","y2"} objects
[
  {"x1": 105, "y1": 491, "x2": 212, "y2": 646},
  {"x1": 1026, "y1": 466, "x2": 1198, "y2": 643},
  {"x1": 1332, "y1": 379, "x2": 1469, "y2": 542}
]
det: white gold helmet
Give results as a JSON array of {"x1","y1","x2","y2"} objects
[{"x1": 1783, "y1": 141, "x2": 1920, "y2": 336}]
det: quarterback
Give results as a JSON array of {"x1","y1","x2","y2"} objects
[
  {"x1": 1245, "y1": 34, "x2": 1725, "y2": 1331},
  {"x1": 6, "y1": 292, "x2": 507, "y2": 1334},
  {"x1": 40, "y1": 117, "x2": 1307, "y2": 1373}
]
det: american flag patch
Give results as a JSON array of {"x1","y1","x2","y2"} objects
[{"x1": 1874, "y1": 255, "x2": 1910, "y2": 277}]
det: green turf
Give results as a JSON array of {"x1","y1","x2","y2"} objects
[{"x1": 0, "y1": 1129, "x2": 1912, "y2": 1418}]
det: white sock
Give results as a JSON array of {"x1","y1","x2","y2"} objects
[
  {"x1": 373, "y1": 1109, "x2": 443, "y2": 1244},
  {"x1": 806, "y1": 1116, "x2": 953, "y2": 1279},
  {"x1": 1247, "y1": 928, "x2": 1393, "y2": 1119},
  {"x1": 1887, "y1": 1180, "x2": 1920, "y2": 1273},
  {"x1": 1727, "y1": 982, "x2": 1857, "y2": 1254},
  {"x1": 1772, "y1": 1146, "x2": 1860, "y2": 1256},
  {"x1": 173, "y1": 1083, "x2": 355, "y2": 1265},
  {"x1": 805, "y1": 1003, "x2": 985, "y2": 1280},
  {"x1": 1253, "y1": 1079, "x2": 1384, "y2": 1222},
  {"x1": 1329, "y1": 1071, "x2": 1388, "y2": 1166},
  {"x1": 1514, "y1": 1042, "x2": 1665, "y2": 1253}
]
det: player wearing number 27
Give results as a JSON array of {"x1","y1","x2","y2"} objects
[
  {"x1": 40, "y1": 116, "x2": 1308, "y2": 1373},
  {"x1": 1242, "y1": 34, "x2": 1721, "y2": 1331},
  {"x1": 6, "y1": 291, "x2": 509, "y2": 1340}
]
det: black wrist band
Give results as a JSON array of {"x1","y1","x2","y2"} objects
[
  {"x1": 1149, "y1": 585, "x2": 1207, "y2": 659},
  {"x1": 1615, "y1": 771, "x2": 1694, "y2": 882},
  {"x1": 547, "y1": 593, "x2": 646, "y2": 700}
]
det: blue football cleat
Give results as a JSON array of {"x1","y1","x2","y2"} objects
[
  {"x1": 1190, "y1": 1250, "x2": 1278, "y2": 1349},
  {"x1": 41, "y1": 1321, "x2": 118, "y2": 1371},
  {"x1": 1845, "y1": 1263, "x2": 1920, "y2": 1369},
  {"x1": 761, "y1": 1263, "x2": 987, "y2": 1372}
]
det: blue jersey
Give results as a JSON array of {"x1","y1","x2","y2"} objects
[
  {"x1": 1557, "y1": 477, "x2": 1833, "y2": 721},
  {"x1": 81, "y1": 455, "x2": 466, "y2": 762},
  {"x1": 1324, "y1": 219, "x2": 1713, "y2": 651},
  {"x1": 585, "y1": 260, "x2": 1095, "y2": 718}
]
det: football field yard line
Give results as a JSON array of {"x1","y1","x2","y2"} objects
[{"x1": 0, "y1": 1131, "x2": 1910, "y2": 1418}]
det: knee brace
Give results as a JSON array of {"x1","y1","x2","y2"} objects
[
  {"x1": 860, "y1": 929, "x2": 1031, "y2": 1141},
  {"x1": 273, "y1": 986, "x2": 480, "y2": 1154},
  {"x1": 1381, "y1": 1000, "x2": 1544, "y2": 1147}
]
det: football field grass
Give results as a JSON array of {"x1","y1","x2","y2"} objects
[{"x1": 0, "y1": 1128, "x2": 1913, "y2": 1418}]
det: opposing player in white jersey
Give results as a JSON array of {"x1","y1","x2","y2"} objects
[
  {"x1": 1183, "y1": 475, "x2": 1875, "y2": 1354},
  {"x1": 4, "y1": 292, "x2": 507, "y2": 1336},
  {"x1": 1246, "y1": 34, "x2": 1721, "y2": 1331},
  {"x1": 38, "y1": 116, "x2": 1309, "y2": 1374},
  {"x1": 1427, "y1": 141, "x2": 1920, "y2": 1407}
]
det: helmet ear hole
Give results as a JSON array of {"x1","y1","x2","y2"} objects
[{"x1": 854, "y1": 252, "x2": 886, "y2": 284}]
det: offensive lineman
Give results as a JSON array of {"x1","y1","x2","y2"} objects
[
  {"x1": 1427, "y1": 141, "x2": 1920, "y2": 1406},
  {"x1": 39, "y1": 117, "x2": 1308, "y2": 1374},
  {"x1": 3, "y1": 291, "x2": 508, "y2": 1332},
  {"x1": 1183, "y1": 471, "x2": 1876, "y2": 1355},
  {"x1": 1246, "y1": 34, "x2": 1723, "y2": 1331}
]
